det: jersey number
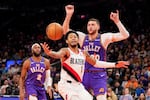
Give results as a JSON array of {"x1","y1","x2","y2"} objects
[
  {"x1": 91, "y1": 54, "x2": 100, "y2": 60},
  {"x1": 37, "y1": 74, "x2": 42, "y2": 81}
]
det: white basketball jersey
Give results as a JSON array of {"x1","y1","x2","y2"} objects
[{"x1": 61, "y1": 48, "x2": 86, "y2": 82}]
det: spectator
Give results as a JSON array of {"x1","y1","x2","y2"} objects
[
  {"x1": 0, "y1": 79, "x2": 9, "y2": 95},
  {"x1": 6, "y1": 74, "x2": 20, "y2": 95},
  {"x1": 135, "y1": 83, "x2": 145, "y2": 97},
  {"x1": 107, "y1": 87, "x2": 118, "y2": 100},
  {"x1": 146, "y1": 88, "x2": 150, "y2": 100},
  {"x1": 107, "y1": 69, "x2": 113, "y2": 85},
  {"x1": 113, "y1": 72, "x2": 122, "y2": 84},
  {"x1": 113, "y1": 81, "x2": 123, "y2": 98},
  {"x1": 137, "y1": 93, "x2": 146, "y2": 100},
  {"x1": 119, "y1": 88, "x2": 133, "y2": 100},
  {"x1": 121, "y1": 75, "x2": 128, "y2": 88},
  {"x1": 125, "y1": 75, "x2": 138, "y2": 92}
]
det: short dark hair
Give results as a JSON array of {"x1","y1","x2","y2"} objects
[
  {"x1": 88, "y1": 18, "x2": 100, "y2": 25},
  {"x1": 65, "y1": 30, "x2": 79, "y2": 40}
]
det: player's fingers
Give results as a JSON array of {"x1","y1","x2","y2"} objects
[
  {"x1": 123, "y1": 65, "x2": 128, "y2": 68},
  {"x1": 110, "y1": 13, "x2": 113, "y2": 19},
  {"x1": 67, "y1": 5, "x2": 74, "y2": 8},
  {"x1": 116, "y1": 10, "x2": 119, "y2": 14}
]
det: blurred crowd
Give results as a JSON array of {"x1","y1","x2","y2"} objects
[{"x1": 106, "y1": 33, "x2": 150, "y2": 100}]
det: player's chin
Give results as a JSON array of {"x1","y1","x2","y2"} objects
[
  {"x1": 70, "y1": 44, "x2": 77, "y2": 48},
  {"x1": 88, "y1": 31, "x2": 94, "y2": 34}
]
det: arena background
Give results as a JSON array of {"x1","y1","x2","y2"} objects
[{"x1": 0, "y1": 0, "x2": 150, "y2": 100}]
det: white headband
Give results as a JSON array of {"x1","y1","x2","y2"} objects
[{"x1": 31, "y1": 43, "x2": 41, "y2": 50}]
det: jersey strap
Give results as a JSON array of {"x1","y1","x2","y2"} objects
[{"x1": 62, "y1": 62, "x2": 81, "y2": 82}]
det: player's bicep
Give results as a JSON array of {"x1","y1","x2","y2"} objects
[
  {"x1": 45, "y1": 59, "x2": 51, "y2": 70},
  {"x1": 77, "y1": 31, "x2": 86, "y2": 47},
  {"x1": 20, "y1": 60, "x2": 29, "y2": 79},
  {"x1": 51, "y1": 48, "x2": 68, "y2": 59}
]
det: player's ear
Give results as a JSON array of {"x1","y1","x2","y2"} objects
[
  {"x1": 66, "y1": 40, "x2": 68, "y2": 44},
  {"x1": 97, "y1": 24, "x2": 100, "y2": 30}
]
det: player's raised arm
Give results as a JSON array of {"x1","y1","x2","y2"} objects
[
  {"x1": 40, "y1": 42, "x2": 68, "y2": 59},
  {"x1": 102, "y1": 10, "x2": 129, "y2": 48},
  {"x1": 19, "y1": 60, "x2": 29, "y2": 100},
  {"x1": 84, "y1": 51, "x2": 129, "y2": 68},
  {"x1": 63, "y1": 5, "x2": 74, "y2": 35},
  {"x1": 63, "y1": 5, "x2": 86, "y2": 47},
  {"x1": 110, "y1": 10, "x2": 129, "y2": 40}
]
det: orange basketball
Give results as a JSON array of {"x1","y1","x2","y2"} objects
[{"x1": 46, "y1": 22, "x2": 63, "y2": 40}]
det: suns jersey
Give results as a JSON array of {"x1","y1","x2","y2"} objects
[
  {"x1": 82, "y1": 34, "x2": 106, "y2": 71},
  {"x1": 61, "y1": 48, "x2": 85, "y2": 82},
  {"x1": 25, "y1": 57, "x2": 46, "y2": 86}
]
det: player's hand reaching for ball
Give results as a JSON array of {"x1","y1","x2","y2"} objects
[
  {"x1": 110, "y1": 10, "x2": 120, "y2": 24},
  {"x1": 40, "y1": 42, "x2": 51, "y2": 56},
  {"x1": 65, "y1": 5, "x2": 74, "y2": 16},
  {"x1": 115, "y1": 61, "x2": 129, "y2": 68}
]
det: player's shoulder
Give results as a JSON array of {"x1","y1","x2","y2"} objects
[
  {"x1": 60, "y1": 47, "x2": 69, "y2": 52},
  {"x1": 42, "y1": 57, "x2": 50, "y2": 62},
  {"x1": 22, "y1": 58, "x2": 31, "y2": 67},
  {"x1": 82, "y1": 50, "x2": 89, "y2": 56}
]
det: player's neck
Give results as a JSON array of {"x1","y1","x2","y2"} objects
[
  {"x1": 69, "y1": 46, "x2": 79, "y2": 54},
  {"x1": 32, "y1": 56, "x2": 42, "y2": 62},
  {"x1": 88, "y1": 32, "x2": 99, "y2": 40}
]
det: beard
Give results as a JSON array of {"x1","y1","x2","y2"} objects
[
  {"x1": 70, "y1": 44, "x2": 77, "y2": 48},
  {"x1": 88, "y1": 29, "x2": 97, "y2": 35},
  {"x1": 32, "y1": 52, "x2": 41, "y2": 57}
]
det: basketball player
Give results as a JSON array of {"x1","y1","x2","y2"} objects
[
  {"x1": 40, "y1": 31, "x2": 129, "y2": 100},
  {"x1": 19, "y1": 43, "x2": 52, "y2": 100},
  {"x1": 63, "y1": 5, "x2": 130, "y2": 100}
]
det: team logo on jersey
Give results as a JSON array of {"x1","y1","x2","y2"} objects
[
  {"x1": 30, "y1": 64, "x2": 45, "y2": 73},
  {"x1": 70, "y1": 58, "x2": 84, "y2": 65},
  {"x1": 83, "y1": 42, "x2": 101, "y2": 52}
]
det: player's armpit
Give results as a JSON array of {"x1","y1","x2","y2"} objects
[{"x1": 77, "y1": 31, "x2": 86, "y2": 47}]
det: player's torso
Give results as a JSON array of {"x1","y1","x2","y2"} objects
[
  {"x1": 82, "y1": 34, "x2": 106, "y2": 70},
  {"x1": 61, "y1": 48, "x2": 85, "y2": 82},
  {"x1": 25, "y1": 57, "x2": 46, "y2": 86}
]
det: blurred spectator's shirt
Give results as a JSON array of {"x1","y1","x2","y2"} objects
[
  {"x1": 119, "y1": 94, "x2": 133, "y2": 100},
  {"x1": 125, "y1": 80, "x2": 138, "y2": 89},
  {"x1": 135, "y1": 87, "x2": 145, "y2": 96}
]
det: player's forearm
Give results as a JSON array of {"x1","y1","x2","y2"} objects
[
  {"x1": 94, "y1": 60, "x2": 116, "y2": 68},
  {"x1": 46, "y1": 69, "x2": 52, "y2": 87},
  {"x1": 116, "y1": 21, "x2": 130, "y2": 39},
  {"x1": 48, "y1": 51, "x2": 62, "y2": 59},
  {"x1": 62, "y1": 15, "x2": 72, "y2": 35},
  {"x1": 19, "y1": 78, "x2": 25, "y2": 94}
]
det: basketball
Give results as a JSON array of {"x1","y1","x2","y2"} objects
[{"x1": 46, "y1": 22, "x2": 63, "y2": 40}]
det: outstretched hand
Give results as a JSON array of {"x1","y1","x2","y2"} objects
[
  {"x1": 40, "y1": 42, "x2": 51, "y2": 56},
  {"x1": 115, "y1": 61, "x2": 129, "y2": 68},
  {"x1": 110, "y1": 10, "x2": 120, "y2": 24}
]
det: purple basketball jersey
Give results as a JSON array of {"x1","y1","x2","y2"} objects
[
  {"x1": 25, "y1": 57, "x2": 46, "y2": 86},
  {"x1": 82, "y1": 34, "x2": 106, "y2": 70},
  {"x1": 82, "y1": 34, "x2": 107, "y2": 96}
]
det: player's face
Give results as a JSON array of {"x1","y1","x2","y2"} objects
[
  {"x1": 66, "y1": 33, "x2": 79, "y2": 48},
  {"x1": 87, "y1": 21, "x2": 100, "y2": 34},
  {"x1": 32, "y1": 45, "x2": 41, "y2": 57}
]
